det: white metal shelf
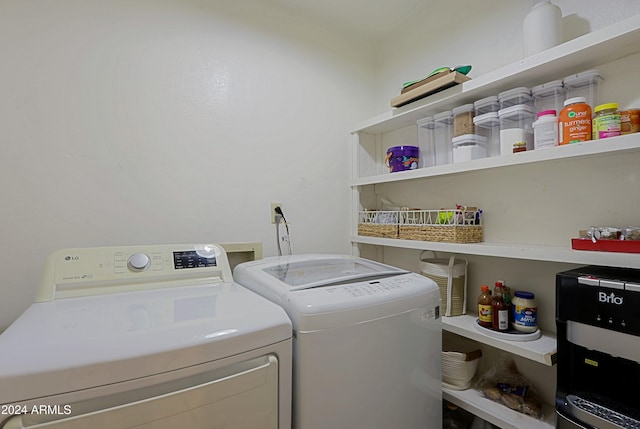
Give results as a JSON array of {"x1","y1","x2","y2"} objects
[
  {"x1": 442, "y1": 315, "x2": 556, "y2": 366},
  {"x1": 351, "y1": 14, "x2": 640, "y2": 135},
  {"x1": 351, "y1": 132, "x2": 640, "y2": 186},
  {"x1": 351, "y1": 235, "x2": 640, "y2": 269},
  {"x1": 443, "y1": 387, "x2": 556, "y2": 429}
]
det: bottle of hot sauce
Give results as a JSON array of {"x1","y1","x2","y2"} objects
[
  {"x1": 492, "y1": 282, "x2": 510, "y2": 332},
  {"x1": 478, "y1": 285, "x2": 493, "y2": 328}
]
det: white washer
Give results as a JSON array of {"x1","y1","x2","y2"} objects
[
  {"x1": 233, "y1": 254, "x2": 442, "y2": 429},
  {"x1": 0, "y1": 244, "x2": 292, "y2": 429}
]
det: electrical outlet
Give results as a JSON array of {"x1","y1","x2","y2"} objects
[{"x1": 271, "y1": 203, "x2": 282, "y2": 224}]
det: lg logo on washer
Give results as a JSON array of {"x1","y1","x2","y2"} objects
[
  {"x1": 64, "y1": 255, "x2": 80, "y2": 261},
  {"x1": 598, "y1": 291, "x2": 624, "y2": 305}
]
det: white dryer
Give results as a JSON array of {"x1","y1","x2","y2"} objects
[
  {"x1": 233, "y1": 254, "x2": 442, "y2": 429},
  {"x1": 0, "y1": 244, "x2": 292, "y2": 429}
]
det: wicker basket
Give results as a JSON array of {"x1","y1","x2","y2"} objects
[
  {"x1": 420, "y1": 251, "x2": 468, "y2": 317},
  {"x1": 399, "y1": 208, "x2": 483, "y2": 243},
  {"x1": 358, "y1": 210, "x2": 399, "y2": 238}
]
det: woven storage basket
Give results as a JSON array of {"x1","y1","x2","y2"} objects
[
  {"x1": 358, "y1": 210, "x2": 399, "y2": 238},
  {"x1": 442, "y1": 349, "x2": 482, "y2": 389},
  {"x1": 399, "y1": 209, "x2": 483, "y2": 243},
  {"x1": 420, "y1": 251, "x2": 467, "y2": 317}
]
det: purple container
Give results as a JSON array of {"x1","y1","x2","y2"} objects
[{"x1": 385, "y1": 146, "x2": 419, "y2": 173}]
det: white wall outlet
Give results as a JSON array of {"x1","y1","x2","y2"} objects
[{"x1": 271, "y1": 203, "x2": 282, "y2": 224}]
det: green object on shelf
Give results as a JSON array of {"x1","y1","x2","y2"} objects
[{"x1": 403, "y1": 65, "x2": 472, "y2": 89}]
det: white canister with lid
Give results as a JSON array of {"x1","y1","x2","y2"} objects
[
  {"x1": 512, "y1": 291, "x2": 537, "y2": 333},
  {"x1": 452, "y1": 134, "x2": 487, "y2": 163}
]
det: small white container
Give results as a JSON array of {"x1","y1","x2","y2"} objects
[
  {"x1": 417, "y1": 117, "x2": 435, "y2": 168},
  {"x1": 452, "y1": 134, "x2": 487, "y2": 163},
  {"x1": 498, "y1": 87, "x2": 533, "y2": 110},
  {"x1": 532, "y1": 80, "x2": 565, "y2": 115},
  {"x1": 434, "y1": 111, "x2": 454, "y2": 166},
  {"x1": 563, "y1": 69, "x2": 603, "y2": 110},
  {"x1": 473, "y1": 112, "x2": 500, "y2": 157},
  {"x1": 474, "y1": 96, "x2": 500, "y2": 116},
  {"x1": 533, "y1": 109, "x2": 558, "y2": 149},
  {"x1": 498, "y1": 104, "x2": 535, "y2": 154}
]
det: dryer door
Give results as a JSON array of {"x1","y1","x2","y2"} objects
[{"x1": 1, "y1": 355, "x2": 278, "y2": 429}]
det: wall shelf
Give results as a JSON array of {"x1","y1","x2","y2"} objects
[
  {"x1": 442, "y1": 315, "x2": 556, "y2": 366},
  {"x1": 443, "y1": 387, "x2": 556, "y2": 429},
  {"x1": 351, "y1": 236, "x2": 640, "y2": 269},
  {"x1": 351, "y1": 133, "x2": 640, "y2": 186}
]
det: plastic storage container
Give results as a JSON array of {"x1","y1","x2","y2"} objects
[
  {"x1": 474, "y1": 96, "x2": 500, "y2": 116},
  {"x1": 498, "y1": 87, "x2": 533, "y2": 110},
  {"x1": 416, "y1": 117, "x2": 436, "y2": 168},
  {"x1": 452, "y1": 104, "x2": 475, "y2": 137},
  {"x1": 593, "y1": 103, "x2": 621, "y2": 140},
  {"x1": 473, "y1": 112, "x2": 500, "y2": 157},
  {"x1": 532, "y1": 80, "x2": 565, "y2": 115},
  {"x1": 533, "y1": 109, "x2": 558, "y2": 149},
  {"x1": 563, "y1": 70, "x2": 603, "y2": 110},
  {"x1": 385, "y1": 146, "x2": 419, "y2": 173},
  {"x1": 452, "y1": 134, "x2": 487, "y2": 163},
  {"x1": 498, "y1": 104, "x2": 535, "y2": 154},
  {"x1": 434, "y1": 111, "x2": 454, "y2": 165}
]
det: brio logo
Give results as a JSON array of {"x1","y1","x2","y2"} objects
[{"x1": 598, "y1": 291, "x2": 623, "y2": 305}]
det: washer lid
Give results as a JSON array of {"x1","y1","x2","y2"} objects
[
  {"x1": 0, "y1": 282, "x2": 291, "y2": 404},
  {"x1": 253, "y1": 254, "x2": 408, "y2": 291}
]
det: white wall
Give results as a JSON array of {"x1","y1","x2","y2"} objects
[{"x1": 0, "y1": 0, "x2": 375, "y2": 330}]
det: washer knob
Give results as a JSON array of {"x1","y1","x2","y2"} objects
[{"x1": 128, "y1": 253, "x2": 151, "y2": 272}]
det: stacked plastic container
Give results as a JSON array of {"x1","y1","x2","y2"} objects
[
  {"x1": 473, "y1": 96, "x2": 500, "y2": 157},
  {"x1": 498, "y1": 87, "x2": 535, "y2": 154},
  {"x1": 412, "y1": 69, "x2": 608, "y2": 171},
  {"x1": 417, "y1": 117, "x2": 436, "y2": 168},
  {"x1": 434, "y1": 111, "x2": 454, "y2": 165}
]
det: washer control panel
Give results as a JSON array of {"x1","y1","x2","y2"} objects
[{"x1": 36, "y1": 244, "x2": 231, "y2": 302}]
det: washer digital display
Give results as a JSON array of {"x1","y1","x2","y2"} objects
[{"x1": 173, "y1": 251, "x2": 217, "y2": 269}]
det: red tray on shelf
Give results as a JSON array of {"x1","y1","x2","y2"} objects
[{"x1": 571, "y1": 238, "x2": 640, "y2": 253}]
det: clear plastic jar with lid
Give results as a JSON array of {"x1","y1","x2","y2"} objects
[
  {"x1": 532, "y1": 80, "x2": 565, "y2": 115},
  {"x1": 434, "y1": 111, "x2": 453, "y2": 165},
  {"x1": 592, "y1": 103, "x2": 621, "y2": 140},
  {"x1": 416, "y1": 117, "x2": 436, "y2": 167},
  {"x1": 452, "y1": 104, "x2": 475, "y2": 137},
  {"x1": 452, "y1": 134, "x2": 487, "y2": 163},
  {"x1": 512, "y1": 291, "x2": 537, "y2": 333},
  {"x1": 498, "y1": 87, "x2": 533, "y2": 110},
  {"x1": 473, "y1": 112, "x2": 500, "y2": 157},
  {"x1": 474, "y1": 95, "x2": 499, "y2": 116},
  {"x1": 498, "y1": 104, "x2": 535, "y2": 154},
  {"x1": 563, "y1": 69, "x2": 603, "y2": 110}
]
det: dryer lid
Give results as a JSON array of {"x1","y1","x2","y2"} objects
[{"x1": 0, "y1": 282, "x2": 291, "y2": 404}]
